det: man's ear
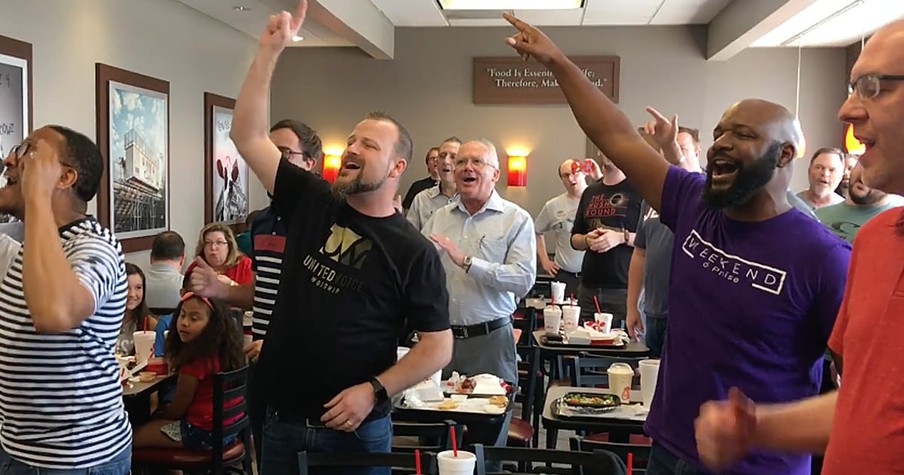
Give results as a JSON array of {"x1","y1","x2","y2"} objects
[
  {"x1": 59, "y1": 167, "x2": 78, "y2": 190},
  {"x1": 389, "y1": 158, "x2": 407, "y2": 178},
  {"x1": 777, "y1": 143, "x2": 796, "y2": 168}
]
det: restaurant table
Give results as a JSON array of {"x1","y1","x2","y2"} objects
[
  {"x1": 542, "y1": 385, "x2": 647, "y2": 449},
  {"x1": 122, "y1": 373, "x2": 176, "y2": 425}
]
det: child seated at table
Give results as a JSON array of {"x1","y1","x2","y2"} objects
[{"x1": 132, "y1": 292, "x2": 245, "y2": 449}]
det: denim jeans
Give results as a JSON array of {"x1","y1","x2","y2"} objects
[
  {"x1": 644, "y1": 315, "x2": 668, "y2": 358},
  {"x1": 260, "y1": 408, "x2": 392, "y2": 475},
  {"x1": 647, "y1": 442, "x2": 708, "y2": 475},
  {"x1": 0, "y1": 444, "x2": 130, "y2": 475}
]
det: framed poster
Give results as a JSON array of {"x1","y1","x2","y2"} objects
[
  {"x1": 95, "y1": 64, "x2": 169, "y2": 253},
  {"x1": 0, "y1": 35, "x2": 32, "y2": 224},
  {"x1": 203, "y1": 93, "x2": 249, "y2": 227}
]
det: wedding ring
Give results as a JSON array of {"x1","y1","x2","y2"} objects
[{"x1": 345, "y1": 420, "x2": 352, "y2": 426}]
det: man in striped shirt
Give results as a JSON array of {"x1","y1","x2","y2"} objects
[
  {"x1": 189, "y1": 118, "x2": 323, "y2": 462},
  {"x1": 0, "y1": 126, "x2": 131, "y2": 472}
]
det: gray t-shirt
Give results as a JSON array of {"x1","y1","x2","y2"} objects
[
  {"x1": 534, "y1": 193, "x2": 584, "y2": 273},
  {"x1": 815, "y1": 201, "x2": 899, "y2": 243},
  {"x1": 635, "y1": 202, "x2": 672, "y2": 319}
]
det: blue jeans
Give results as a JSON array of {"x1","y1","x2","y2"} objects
[
  {"x1": 647, "y1": 443, "x2": 708, "y2": 475},
  {"x1": 260, "y1": 409, "x2": 392, "y2": 475},
  {"x1": 0, "y1": 444, "x2": 130, "y2": 475},
  {"x1": 645, "y1": 315, "x2": 667, "y2": 359}
]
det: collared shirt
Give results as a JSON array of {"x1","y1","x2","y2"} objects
[
  {"x1": 421, "y1": 190, "x2": 537, "y2": 326},
  {"x1": 402, "y1": 176, "x2": 438, "y2": 210},
  {"x1": 407, "y1": 184, "x2": 457, "y2": 230},
  {"x1": 144, "y1": 262, "x2": 184, "y2": 309},
  {"x1": 249, "y1": 203, "x2": 289, "y2": 339}
]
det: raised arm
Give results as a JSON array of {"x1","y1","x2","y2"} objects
[
  {"x1": 503, "y1": 14, "x2": 669, "y2": 211},
  {"x1": 230, "y1": 0, "x2": 308, "y2": 193}
]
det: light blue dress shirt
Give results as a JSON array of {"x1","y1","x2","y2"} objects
[
  {"x1": 422, "y1": 190, "x2": 537, "y2": 326},
  {"x1": 407, "y1": 184, "x2": 458, "y2": 230}
]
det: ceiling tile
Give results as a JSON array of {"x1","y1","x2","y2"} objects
[
  {"x1": 370, "y1": 0, "x2": 448, "y2": 26},
  {"x1": 513, "y1": 9, "x2": 584, "y2": 26}
]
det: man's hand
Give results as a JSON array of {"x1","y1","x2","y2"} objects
[
  {"x1": 244, "y1": 339, "x2": 263, "y2": 362},
  {"x1": 20, "y1": 139, "x2": 64, "y2": 203},
  {"x1": 583, "y1": 159, "x2": 603, "y2": 181},
  {"x1": 540, "y1": 257, "x2": 559, "y2": 276},
  {"x1": 259, "y1": 0, "x2": 307, "y2": 52},
  {"x1": 321, "y1": 383, "x2": 376, "y2": 432},
  {"x1": 189, "y1": 257, "x2": 228, "y2": 299},
  {"x1": 429, "y1": 233, "x2": 466, "y2": 267},
  {"x1": 503, "y1": 13, "x2": 565, "y2": 65},
  {"x1": 626, "y1": 308, "x2": 644, "y2": 341},
  {"x1": 588, "y1": 229, "x2": 625, "y2": 253},
  {"x1": 695, "y1": 388, "x2": 758, "y2": 471},
  {"x1": 644, "y1": 106, "x2": 679, "y2": 151}
]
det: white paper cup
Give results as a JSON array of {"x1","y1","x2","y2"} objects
[
  {"x1": 562, "y1": 305, "x2": 581, "y2": 334},
  {"x1": 639, "y1": 359, "x2": 661, "y2": 408},
  {"x1": 607, "y1": 362, "x2": 634, "y2": 403},
  {"x1": 594, "y1": 312, "x2": 613, "y2": 333},
  {"x1": 550, "y1": 281, "x2": 566, "y2": 304},
  {"x1": 543, "y1": 306, "x2": 562, "y2": 335},
  {"x1": 437, "y1": 450, "x2": 476, "y2": 475},
  {"x1": 133, "y1": 331, "x2": 156, "y2": 363},
  {"x1": 243, "y1": 334, "x2": 253, "y2": 347}
]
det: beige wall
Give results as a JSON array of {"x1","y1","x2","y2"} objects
[
  {"x1": 0, "y1": 0, "x2": 267, "y2": 268},
  {"x1": 272, "y1": 25, "x2": 847, "y2": 217}
]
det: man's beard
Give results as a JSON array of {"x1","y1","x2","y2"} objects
[
  {"x1": 703, "y1": 142, "x2": 781, "y2": 208},
  {"x1": 849, "y1": 186, "x2": 882, "y2": 206},
  {"x1": 331, "y1": 171, "x2": 387, "y2": 199}
]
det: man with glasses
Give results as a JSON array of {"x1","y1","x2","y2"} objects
[
  {"x1": 422, "y1": 139, "x2": 536, "y2": 458},
  {"x1": 695, "y1": 20, "x2": 904, "y2": 474},
  {"x1": 401, "y1": 146, "x2": 440, "y2": 210},
  {"x1": 190, "y1": 118, "x2": 323, "y2": 463},
  {"x1": 534, "y1": 158, "x2": 596, "y2": 296},
  {"x1": 407, "y1": 137, "x2": 460, "y2": 230},
  {"x1": 0, "y1": 127, "x2": 131, "y2": 473}
]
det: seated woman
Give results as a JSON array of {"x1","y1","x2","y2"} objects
[
  {"x1": 186, "y1": 222, "x2": 253, "y2": 285},
  {"x1": 116, "y1": 263, "x2": 158, "y2": 356},
  {"x1": 132, "y1": 292, "x2": 245, "y2": 449}
]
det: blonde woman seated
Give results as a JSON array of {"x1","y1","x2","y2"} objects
[{"x1": 185, "y1": 222, "x2": 252, "y2": 285}]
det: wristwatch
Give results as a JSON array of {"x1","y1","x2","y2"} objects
[
  {"x1": 369, "y1": 377, "x2": 388, "y2": 403},
  {"x1": 462, "y1": 255, "x2": 473, "y2": 272}
]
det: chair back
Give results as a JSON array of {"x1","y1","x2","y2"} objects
[
  {"x1": 211, "y1": 365, "x2": 252, "y2": 474},
  {"x1": 570, "y1": 436, "x2": 650, "y2": 474},
  {"x1": 570, "y1": 356, "x2": 643, "y2": 388},
  {"x1": 392, "y1": 420, "x2": 461, "y2": 453},
  {"x1": 471, "y1": 443, "x2": 626, "y2": 475},
  {"x1": 297, "y1": 450, "x2": 438, "y2": 475}
]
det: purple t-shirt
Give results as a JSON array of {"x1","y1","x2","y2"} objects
[{"x1": 645, "y1": 166, "x2": 850, "y2": 474}]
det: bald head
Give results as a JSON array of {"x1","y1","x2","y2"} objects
[{"x1": 720, "y1": 99, "x2": 802, "y2": 159}]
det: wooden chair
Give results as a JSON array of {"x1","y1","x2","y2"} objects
[
  {"x1": 570, "y1": 436, "x2": 650, "y2": 474},
  {"x1": 471, "y1": 443, "x2": 627, "y2": 475},
  {"x1": 297, "y1": 450, "x2": 439, "y2": 475},
  {"x1": 132, "y1": 365, "x2": 252, "y2": 474}
]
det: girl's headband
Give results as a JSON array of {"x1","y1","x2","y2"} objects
[{"x1": 180, "y1": 291, "x2": 213, "y2": 310}]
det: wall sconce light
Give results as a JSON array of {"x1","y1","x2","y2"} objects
[
  {"x1": 844, "y1": 123, "x2": 865, "y2": 156},
  {"x1": 321, "y1": 146, "x2": 343, "y2": 183},
  {"x1": 506, "y1": 149, "x2": 528, "y2": 187}
]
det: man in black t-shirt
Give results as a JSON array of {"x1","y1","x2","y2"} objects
[
  {"x1": 226, "y1": 3, "x2": 453, "y2": 473},
  {"x1": 571, "y1": 154, "x2": 642, "y2": 324}
]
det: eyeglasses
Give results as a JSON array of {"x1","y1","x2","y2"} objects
[
  {"x1": 5, "y1": 141, "x2": 77, "y2": 169},
  {"x1": 847, "y1": 74, "x2": 904, "y2": 100},
  {"x1": 454, "y1": 158, "x2": 496, "y2": 170},
  {"x1": 277, "y1": 146, "x2": 306, "y2": 161},
  {"x1": 204, "y1": 240, "x2": 228, "y2": 248}
]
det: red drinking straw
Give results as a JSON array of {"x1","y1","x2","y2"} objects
[
  {"x1": 450, "y1": 425, "x2": 458, "y2": 457},
  {"x1": 569, "y1": 293, "x2": 574, "y2": 306},
  {"x1": 415, "y1": 449, "x2": 421, "y2": 475},
  {"x1": 627, "y1": 452, "x2": 633, "y2": 474},
  {"x1": 143, "y1": 316, "x2": 147, "y2": 332},
  {"x1": 592, "y1": 295, "x2": 602, "y2": 314}
]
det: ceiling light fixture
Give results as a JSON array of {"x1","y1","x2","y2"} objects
[
  {"x1": 233, "y1": 6, "x2": 251, "y2": 12},
  {"x1": 438, "y1": 0, "x2": 583, "y2": 10},
  {"x1": 292, "y1": 35, "x2": 304, "y2": 42}
]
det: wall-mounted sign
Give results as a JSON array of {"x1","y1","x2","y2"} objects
[{"x1": 473, "y1": 56, "x2": 619, "y2": 105}]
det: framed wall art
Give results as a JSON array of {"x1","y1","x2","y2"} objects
[
  {"x1": 96, "y1": 64, "x2": 170, "y2": 253},
  {"x1": 0, "y1": 35, "x2": 32, "y2": 224},
  {"x1": 203, "y1": 92, "x2": 249, "y2": 227}
]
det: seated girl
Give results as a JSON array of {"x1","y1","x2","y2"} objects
[
  {"x1": 116, "y1": 263, "x2": 158, "y2": 356},
  {"x1": 132, "y1": 292, "x2": 245, "y2": 450}
]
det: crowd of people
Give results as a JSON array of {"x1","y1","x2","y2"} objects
[{"x1": 0, "y1": 1, "x2": 903, "y2": 474}]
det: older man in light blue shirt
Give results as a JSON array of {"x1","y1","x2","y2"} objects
[
  {"x1": 407, "y1": 137, "x2": 460, "y2": 230},
  {"x1": 422, "y1": 139, "x2": 536, "y2": 454}
]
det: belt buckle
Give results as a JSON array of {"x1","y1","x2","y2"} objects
[
  {"x1": 306, "y1": 418, "x2": 326, "y2": 428},
  {"x1": 460, "y1": 326, "x2": 469, "y2": 339}
]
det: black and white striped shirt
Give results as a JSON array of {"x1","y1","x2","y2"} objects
[
  {"x1": 250, "y1": 205, "x2": 287, "y2": 339},
  {"x1": 0, "y1": 218, "x2": 131, "y2": 469}
]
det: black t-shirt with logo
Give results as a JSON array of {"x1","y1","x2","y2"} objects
[
  {"x1": 571, "y1": 178, "x2": 642, "y2": 289},
  {"x1": 257, "y1": 160, "x2": 451, "y2": 419}
]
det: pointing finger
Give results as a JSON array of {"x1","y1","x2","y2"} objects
[
  {"x1": 645, "y1": 106, "x2": 669, "y2": 124},
  {"x1": 503, "y1": 12, "x2": 529, "y2": 31},
  {"x1": 290, "y1": 0, "x2": 308, "y2": 32}
]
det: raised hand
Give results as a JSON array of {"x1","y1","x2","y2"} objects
[
  {"x1": 259, "y1": 0, "x2": 307, "y2": 51},
  {"x1": 503, "y1": 12, "x2": 564, "y2": 65},
  {"x1": 188, "y1": 257, "x2": 227, "y2": 299},
  {"x1": 583, "y1": 158, "x2": 603, "y2": 181},
  {"x1": 644, "y1": 106, "x2": 679, "y2": 151},
  {"x1": 695, "y1": 387, "x2": 758, "y2": 471},
  {"x1": 19, "y1": 139, "x2": 64, "y2": 202}
]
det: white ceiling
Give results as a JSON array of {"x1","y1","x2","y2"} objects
[{"x1": 174, "y1": 0, "x2": 904, "y2": 54}]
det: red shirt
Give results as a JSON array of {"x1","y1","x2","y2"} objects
[
  {"x1": 187, "y1": 255, "x2": 253, "y2": 286},
  {"x1": 824, "y1": 208, "x2": 904, "y2": 473},
  {"x1": 179, "y1": 356, "x2": 242, "y2": 431}
]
